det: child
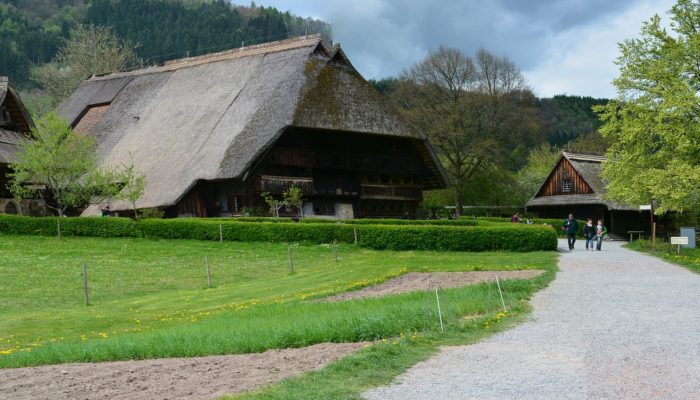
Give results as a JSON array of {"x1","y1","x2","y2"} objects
[
  {"x1": 595, "y1": 219, "x2": 607, "y2": 251},
  {"x1": 583, "y1": 218, "x2": 595, "y2": 251}
]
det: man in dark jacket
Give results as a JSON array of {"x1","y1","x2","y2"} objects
[{"x1": 562, "y1": 213, "x2": 579, "y2": 251}]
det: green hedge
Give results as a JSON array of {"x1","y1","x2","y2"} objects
[
  {"x1": 0, "y1": 215, "x2": 557, "y2": 252},
  {"x1": 477, "y1": 216, "x2": 586, "y2": 237},
  {"x1": 203, "y1": 217, "x2": 477, "y2": 226},
  {"x1": 0, "y1": 214, "x2": 140, "y2": 237}
]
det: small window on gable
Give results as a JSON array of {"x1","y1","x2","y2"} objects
[{"x1": 562, "y1": 179, "x2": 572, "y2": 193}]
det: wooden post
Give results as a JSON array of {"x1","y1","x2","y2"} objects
[
  {"x1": 205, "y1": 255, "x2": 212, "y2": 288},
  {"x1": 495, "y1": 275, "x2": 507, "y2": 312},
  {"x1": 353, "y1": 228, "x2": 358, "y2": 245},
  {"x1": 333, "y1": 240, "x2": 338, "y2": 262},
  {"x1": 57, "y1": 218, "x2": 61, "y2": 240},
  {"x1": 219, "y1": 224, "x2": 223, "y2": 243},
  {"x1": 434, "y1": 287, "x2": 444, "y2": 333},
  {"x1": 288, "y1": 245, "x2": 294, "y2": 273},
  {"x1": 82, "y1": 262, "x2": 89, "y2": 306},
  {"x1": 652, "y1": 222, "x2": 656, "y2": 250}
]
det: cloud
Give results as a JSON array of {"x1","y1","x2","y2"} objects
[{"x1": 253, "y1": 0, "x2": 675, "y2": 97}]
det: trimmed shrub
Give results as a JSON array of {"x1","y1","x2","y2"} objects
[
  {"x1": 204, "y1": 217, "x2": 477, "y2": 226},
  {"x1": 0, "y1": 214, "x2": 140, "y2": 237},
  {"x1": 139, "y1": 219, "x2": 556, "y2": 251},
  {"x1": 0, "y1": 215, "x2": 557, "y2": 252},
  {"x1": 477, "y1": 216, "x2": 586, "y2": 237}
]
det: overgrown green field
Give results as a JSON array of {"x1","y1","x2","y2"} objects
[
  {"x1": 627, "y1": 239, "x2": 700, "y2": 274},
  {"x1": 0, "y1": 234, "x2": 556, "y2": 369}
]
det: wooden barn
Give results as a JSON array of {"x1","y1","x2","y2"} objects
[
  {"x1": 0, "y1": 77, "x2": 45, "y2": 216},
  {"x1": 57, "y1": 36, "x2": 448, "y2": 218},
  {"x1": 526, "y1": 152, "x2": 647, "y2": 237}
]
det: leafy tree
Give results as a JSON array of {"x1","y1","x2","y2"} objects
[
  {"x1": 114, "y1": 152, "x2": 146, "y2": 220},
  {"x1": 396, "y1": 46, "x2": 542, "y2": 215},
  {"x1": 563, "y1": 131, "x2": 610, "y2": 155},
  {"x1": 595, "y1": 0, "x2": 700, "y2": 215},
  {"x1": 517, "y1": 143, "x2": 561, "y2": 200},
  {"x1": 9, "y1": 113, "x2": 122, "y2": 216},
  {"x1": 31, "y1": 24, "x2": 141, "y2": 104}
]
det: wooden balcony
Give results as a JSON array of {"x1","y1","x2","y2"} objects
[
  {"x1": 259, "y1": 175, "x2": 313, "y2": 194},
  {"x1": 360, "y1": 184, "x2": 422, "y2": 200}
]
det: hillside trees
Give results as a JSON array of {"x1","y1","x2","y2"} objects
[
  {"x1": 595, "y1": 0, "x2": 700, "y2": 215},
  {"x1": 396, "y1": 46, "x2": 542, "y2": 215},
  {"x1": 32, "y1": 24, "x2": 141, "y2": 104}
]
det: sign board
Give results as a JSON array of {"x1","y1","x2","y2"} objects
[
  {"x1": 671, "y1": 236, "x2": 689, "y2": 245},
  {"x1": 639, "y1": 204, "x2": 652, "y2": 211}
]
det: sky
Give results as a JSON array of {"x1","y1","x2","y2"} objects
[{"x1": 253, "y1": 0, "x2": 676, "y2": 98}]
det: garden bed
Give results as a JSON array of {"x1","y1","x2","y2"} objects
[
  {"x1": 0, "y1": 342, "x2": 367, "y2": 400},
  {"x1": 321, "y1": 271, "x2": 545, "y2": 302}
]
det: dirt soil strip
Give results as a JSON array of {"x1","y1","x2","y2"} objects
[
  {"x1": 0, "y1": 342, "x2": 367, "y2": 400},
  {"x1": 322, "y1": 271, "x2": 545, "y2": 302}
]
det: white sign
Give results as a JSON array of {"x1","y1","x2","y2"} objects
[
  {"x1": 671, "y1": 236, "x2": 689, "y2": 245},
  {"x1": 639, "y1": 204, "x2": 652, "y2": 210}
]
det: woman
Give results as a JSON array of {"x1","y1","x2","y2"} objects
[
  {"x1": 595, "y1": 219, "x2": 608, "y2": 251},
  {"x1": 583, "y1": 218, "x2": 595, "y2": 251}
]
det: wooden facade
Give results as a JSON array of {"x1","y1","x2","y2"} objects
[
  {"x1": 165, "y1": 128, "x2": 439, "y2": 218},
  {"x1": 537, "y1": 157, "x2": 593, "y2": 197},
  {"x1": 526, "y1": 152, "x2": 647, "y2": 238},
  {"x1": 0, "y1": 77, "x2": 45, "y2": 216}
]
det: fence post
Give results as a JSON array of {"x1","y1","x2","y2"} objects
[
  {"x1": 434, "y1": 287, "x2": 444, "y2": 332},
  {"x1": 82, "y1": 262, "x2": 89, "y2": 306},
  {"x1": 205, "y1": 255, "x2": 212, "y2": 288},
  {"x1": 288, "y1": 245, "x2": 294, "y2": 273},
  {"x1": 495, "y1": 275, "x2": 507, "y2": 312}
]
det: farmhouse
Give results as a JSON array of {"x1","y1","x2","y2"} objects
[
  {"x1": 525, "y1": 152, "x2": 647, "y2": 237},
  {"x1": 57, "y1": 36, "x2": 448, "y2": 218},
  {"x1": 0, "y1": 77, "x2": 45, "y2": 216}
]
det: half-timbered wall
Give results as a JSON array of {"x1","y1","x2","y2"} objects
[{"x1": 538, "y1": 158, "x2": 593, "y2": 197}]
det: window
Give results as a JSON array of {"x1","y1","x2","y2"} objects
[
  {"x1": 4, "y1": 202, "x2": 18, "y2": 215},
  {"x1": 562, "y1": 179, "x2": 572, "y2": 193}
]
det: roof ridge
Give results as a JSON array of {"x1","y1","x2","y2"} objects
[
  {"x1": 89, "y1": 34, "x2": 324, "y2": 81},
  {"x1": 562, "y1": 151, "x2": 607, "y2": 162}
]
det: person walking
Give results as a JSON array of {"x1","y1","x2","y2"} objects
[
  {"x1": 562, "y1": 213, "x2": 579, "y2": 251},
  {"x1": 583, "y1": 218, "x2": 595, "y2": 251},
  {"x1": 595, "y1": 219, "x2": 608, "y2": 251}
]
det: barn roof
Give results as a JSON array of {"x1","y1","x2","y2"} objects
[
  {"x1": 526, "y1": 152, "x2": 634, "y2": 210},
  {"x1": 0, "y1": 77, "x2": 33, "y2": 164},
  {"x1": 57, "y1": 35, "x2": 448, "y2": 211}
]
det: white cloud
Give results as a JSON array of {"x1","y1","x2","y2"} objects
[
  {"x1": 524, "y1": 0, "x2": 676, "y2": 98},
  {"x1": 252, "y1": 0, "x2": 676, "y2": 98}
]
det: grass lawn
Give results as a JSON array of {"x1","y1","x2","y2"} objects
[
  {"x1": 0, "y1": 233, "x2": 557, "y2": 397},
  {"x1": 627, "y1": 239, "x2": 700, "y2": 274}
]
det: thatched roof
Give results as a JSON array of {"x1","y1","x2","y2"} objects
[
  {"x1": 57, "y1": 36, "x2": 447, "y2": 211},
  {"x1": 0, "y1": 129, "x2": 27, "y2": 164},
  {"x1": 0, "y1": 77, "x2": 33, "y2": 164},
  {"x1": 526, "y1": 152, "x2": 634, "y2": 210}
]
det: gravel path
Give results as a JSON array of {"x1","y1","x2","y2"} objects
[{"x1": 364, "y1": 239, "x2": 700, "y2": 400}]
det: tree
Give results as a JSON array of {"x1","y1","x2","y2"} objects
[
  {"x1": 114, "y1": 152, "x2": 146, "y2": 220},
  {"x1": 9, "y1": 113, "x2": 120, "y2": 216},
  {"x1": 564, "y1": 131, "x2": 610, "y2": 155},
  {"x1": 396, "y1": 46, "x2": 541, "y2": 215},
  {"x1": 31, "y1": 24, "x2": 141, "y2": 104},
  {"x1": 595, "y1": 0, "x2": 700, "y2": 215},
  {"x1": 517, "y1": 143, "x2": 561, "y2": 200}
]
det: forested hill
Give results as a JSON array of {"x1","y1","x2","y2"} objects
[
  {"x1": 0, "y1": 0, "x2": 331, "y2": 88},
  {"x1": 539, "y1": 95, "x2": 609, "y2": 146}
]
